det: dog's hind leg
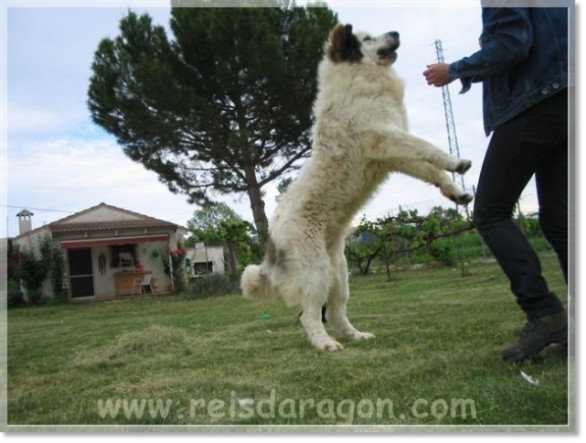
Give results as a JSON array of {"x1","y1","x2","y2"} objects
[
  {"x1": 326, "y1": 254, "x2": 375, "y2": 342},
  {"x1": 300, "y1": 297, "x2": 343, "y2": 351},
  {"x1": 295, "y1": 260, "x2": 344, "y2": 352},
  {"x1": 393, "y1": 160, "x2": 473, "y2": 205}
]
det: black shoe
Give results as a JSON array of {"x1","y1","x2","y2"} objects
[
  {"x1": 501, "y1": 311, "x2": 567, "y2": 363},
  {"x1": 546, "y1": 341, "x2": 568, "y2": 358}
]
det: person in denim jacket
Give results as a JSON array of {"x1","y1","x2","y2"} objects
[{"x1": 424, "y1": 2, "x2": 569, "y2": 362}]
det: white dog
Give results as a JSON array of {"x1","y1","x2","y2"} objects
[{"x1": 241, "y1": 24, "x2": 472, "y2": 351}]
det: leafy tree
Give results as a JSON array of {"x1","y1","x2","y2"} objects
[
  {"x1": 7, "y1": 280, "x2": 25, "y2": 309},
  {"x1": 19, "y1": 252, "x2": 48, "y2": 304},
  {"x1": 276, "y1": 176, "x2": 294, "y2": 200},
  {"x1": 7, "y1": 239, "x2": 23, "y2": 281},
  {"x1": 87, "y1": 2, "x2": 338, "y2": 234},
  {"x1": 187, "y1": 203, "x2": 258, "y2": 279},
  {"x1": 218, "y1": 219, "x2": 255, "y2": 281},
  {"x1": 516, "y1": 212, "x2": 543, "y2": 238},
  {"x1": 345, "y1": 219, "x2": 383, "y2": 276},
  {"x1": 371, "y1": 207, "x2": 474, "y2": 275},
  {"x1": 7, "y1": 240, "x2": 25, "y2": 308},
  {"x1": 186, "y1": 202, "x2": 242, "y2": 246}
]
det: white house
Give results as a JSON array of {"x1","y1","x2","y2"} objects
[
  {"x1": 12, "y1": 203, "x2": 188, "y2": 302},
  {"x1": 185, "y1": 242, "x2": 225, "y2": 277}
]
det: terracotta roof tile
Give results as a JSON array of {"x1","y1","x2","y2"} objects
[{"x1": 50, "y1": 219, "x2": 177, "y2": 233}]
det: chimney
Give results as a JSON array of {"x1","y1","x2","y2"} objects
[{"x1": 16, "y1": 209, "x2": 34, "y2": 235}]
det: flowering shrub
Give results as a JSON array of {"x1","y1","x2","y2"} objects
[
  {"x1": 7, "y1": 238, "x2": 64, "y2": 306},
  {"x1": 19, "y1": 251, "x2": 48, "y2": 304},
  {"x1": 161, "y1": 245, "x2": 187, "y2": 293},
  {"x1": 40, "y1": 236, "x2": 66, "y2": 303},
  {"x1": 7, "y1": 240, "x2": 24, "y2": 281}
]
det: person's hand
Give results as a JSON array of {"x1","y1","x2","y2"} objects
[{"x1": 423, "y1": 63, "x2": 453, "y2": 87}]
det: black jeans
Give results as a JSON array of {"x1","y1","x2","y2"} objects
[{"x1": 473, "y1": 90, "x2": 568, "y2": 320}]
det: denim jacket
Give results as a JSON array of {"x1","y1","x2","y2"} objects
[{"x1": 448, "y1": 2, "x2": 569, "y2": 135}]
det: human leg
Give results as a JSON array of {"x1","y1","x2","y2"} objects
[
  {"x1": 473, "y1": 116, "x2": 563, "y2": 319},
  {"x1": 534, "y1": 94, "x2": 569, "y2": 283},
  {"x1": 473, "y1": 92, "x2": 568, "y2": 361}
]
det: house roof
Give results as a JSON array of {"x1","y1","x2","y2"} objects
[
  {"x1": 51, "y1": 202, "x2": 178, "y2": 224},
  {"x1": 14, "y1": 202, "x2": 187, "y2": 239},
  {"x1": 49, "y1": 219, "x2": 178, "y2": 233}
]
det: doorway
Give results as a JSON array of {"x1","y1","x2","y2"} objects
[{"x1": 68, "y1": 248, "x2": 95, "y2": 299}]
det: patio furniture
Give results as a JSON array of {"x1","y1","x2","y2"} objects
[{"x1": 132, "y1": 272, "x2": 154, "y2": 295}]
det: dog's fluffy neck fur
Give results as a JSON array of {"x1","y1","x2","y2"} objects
[
  {"x1": 321, "y1": 59, "x2": 404, "y2": 94},
  {"x1": 314, "y1": 60, "x2": 406, "y2": 127}
]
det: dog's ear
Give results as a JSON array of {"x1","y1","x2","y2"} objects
[{"x1": 326, "y1": 23, "x2": 363, "y2": 63}]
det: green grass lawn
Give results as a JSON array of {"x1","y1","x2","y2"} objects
[{"x1": 6, "y1": 251, "x2": 571, "y2": 429}]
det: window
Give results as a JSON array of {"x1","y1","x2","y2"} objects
[
  {"x1": 194, "y1": 261, "x2": 213, "y2": 275},
  {"x1": 110, "y1": 244, "x2": 137, "y2": 268}
]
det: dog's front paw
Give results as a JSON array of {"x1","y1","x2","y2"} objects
[
  {"x1": 447, "y1": 159, "x2": 472, "y2": 175},
  {"x1": 455, "y1": 159, "x2": 472, "y2": 175},
  {"x1": 449, "y1": 192, "x2": 473, "y2": 206},
  {"x1": 314, "y1": 337, "x2": 344, "y2": 352}
]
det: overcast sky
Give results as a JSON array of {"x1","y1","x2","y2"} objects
[{"x1": 1, "y1": 0, "x2": 566, "y2": 238}]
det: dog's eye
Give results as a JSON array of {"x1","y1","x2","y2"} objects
[{"x1": 363, "y1": 36, "x2": 372, "y2": 42}]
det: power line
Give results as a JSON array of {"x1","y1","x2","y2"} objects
[{"x1": 1, "y1": 204, "x2": 75, "y2": 214}]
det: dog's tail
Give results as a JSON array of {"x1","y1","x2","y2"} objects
[{"x1": 241, "y1": 264, "x2": 276, "y2": 301}]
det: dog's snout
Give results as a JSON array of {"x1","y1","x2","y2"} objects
[
  {"x1": 387, "y1": 31, "x2": 400, "y2": 43},
  {"x1": 387, "y1": 31, "x2": 400, "y2": 49}
]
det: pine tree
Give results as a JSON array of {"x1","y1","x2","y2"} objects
[{"x1": 88, "y1": 2, "x2": 337, "y2": 234}]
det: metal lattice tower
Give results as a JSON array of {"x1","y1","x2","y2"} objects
[{"x1": 434, "y1": 40, "x2": 468, "y2": 202}]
